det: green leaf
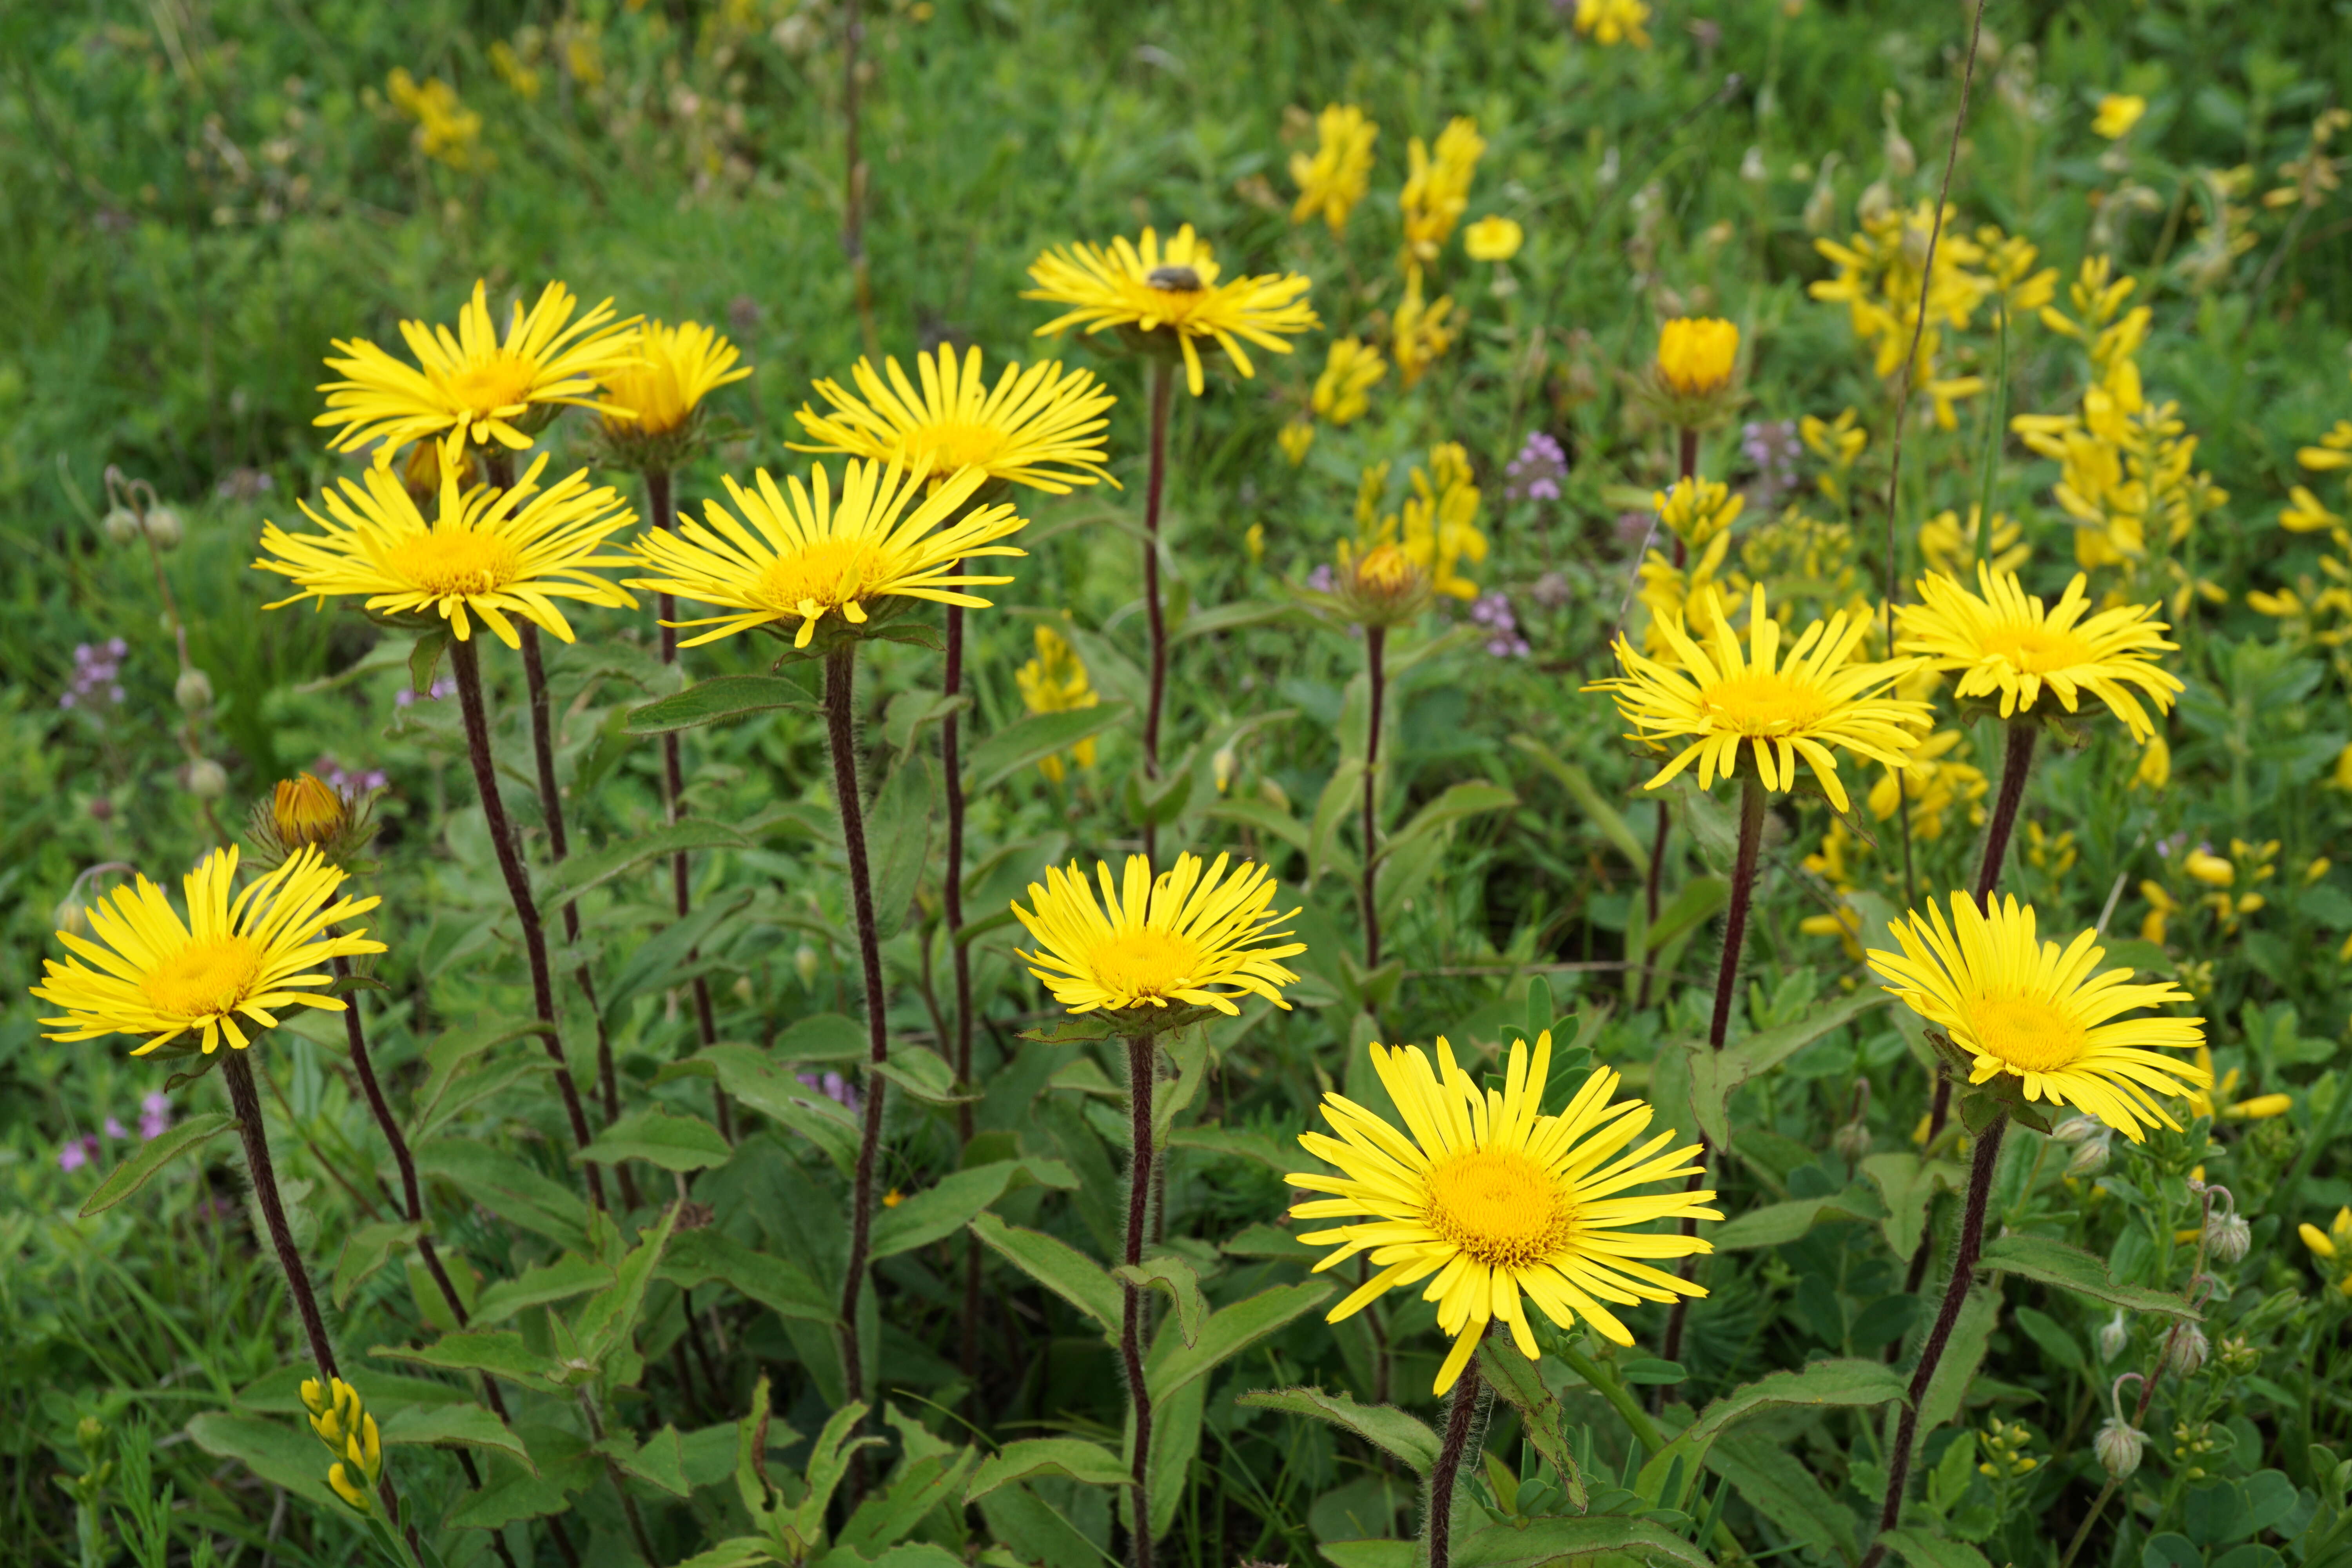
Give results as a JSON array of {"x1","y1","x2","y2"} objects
[
  {"x1": 774, "y1": 1012, "x2": 869, "y2": 1062},
  {"x1": 372, "y1": 1330, "x2": 566, "y2": 1393},
  {"x1": 599, "y1": 892, "x2": 752, "y2": 1022},
  {"x1": 968, "y1": 1212, "x2": 1122, "y2": 1338},
  {"x1": 415, "y1": 1141, "x2": 591, "y2": 1252},
  {"x1": 1878, "y1": 1527, "x2": 1995, "y2": 1568},
  {"x1": 78, "y1": 1112, "x2": 235, "y2": 1218},
  {"x1": 1169, "y1": 1124, "x2": 1296, "y2": 1173},
  {"x1": 573, "y1": 1200, "x2": 683, "y2": 1372},
  {"x1": 659, "y1": 1226, "x2": 836, "y2": 1323},
  {"x1": 1308, "y1": 759, "x2": 1368, "y2": 885},
  {"x1": 378, "y1": 1403, "x2": 535, "y2": 1472},
  {"x1": 1650, "y1": 874, "x2": 1731, "y2": 950},
  {"x1": 412, "y1": 1054, "x2": 552, "y2": 1143},
  {"x1": 1220, "y1": 1222, "x2": 1314, "y2": 1260},
  {"x1": 446, "y1": 1427, "x2": 601, "y2": 1528},
  {"x1": 575, "y1": 1105, "x2": 733, "y2": 1171},
  {"x1": 1114, "y1": 1256, "x2": 1207, "y2": 1348},
  {"x1": 1151, "y1": 1027, "x2": 1213, "y2": 1144},
  {"x1": 1236, "y1": 1387, "x2": 1439, "y2": 1474},
  {"x1": 868, "y1": 1043, "x2": 971, "y2": 1107},
  {"x1": 883, "y1": 689, "x2": 971, "y2": 764},
  {"x1": 1682, "y1": 991, "x2": 1888, "y2": 1151},
  {"x1": 1915, "y1": 1287, "x2": 1999, "y2": 1443},
  {"x1": 1477, "y1": 1339, "x2": 1586, "y2": 1509},
  {"x1": 1173, "y1": 599, "x2": 1304, "y2": 643},
  {"x1": 794, "y1": 1402, "x2": 877, "y2": 1543},
  {"x1": 1639, "y1": 1359, "x2": 1909, "y2": 1500},
  {"x1": 1198, "y1": 796, "x2": 1312, "y2": 856},
  {"x1": 1510, "y1": 736, "x2": 1650, "y2": 875},
  {"x1": 695, "y1": 1043, "x2": 862, "y2": 1174},
  {"x1": 1980, "y1": 1234, "x2": 2203, "y2": 1318},
  {"x1": 1709, "y1": 1432, "x2": 1856, "y2": 1564},
  {"x1": 1384, "y1": 780, "x2": 1517, "y2": 857},
  {"x1": 2013, "y1": 1306, "x2": 2087, "y2": 1374},
  {"x1": 333, "y1": 1219, "x2": 426, "y2": 1308},
  {"x1": 1125, "y1": 757, "x2": 1194, "y2": 826},
  {"x1": 973, "y1": 1481, "x2": 1107, "y2": 1568},
  {"x1": 839, "y1": 1430, "x2": 978, "y2": 1553},
  {"x1": 1453, "y1": 1515, "x2": 1713, "y2": 1568},
  {"x1": 472, "y1": 1254, "x2": 616, "y2": 1326},
  {"x1": 1319, "y1": 1545, "x2": 1416, "y2": 1568},
  {"x1": 539, "y1": 820, "x2": 750, "y2": 905},
  {"x1": 1021, "y1": 1016, "x2": 1123, "y2": 1045},
  {"x1": 1146, "y1": 1370, "x2": 1205, "y2": 1541},
  {"x1": 599, "y1": 1425, "x2": 692, "y2": 1497},
  {"x1": 1711, "y1": 1187, "x2": 1887, "y2": 1250},
  {"x1": 666, "y1": 1541, "x2": 782, "y2": 1568},
  {"x1": 408, "y1": 629, "x2": 451, "y2": 697},
  {"x1": 626, "y1": 674, "x2": 809, "y2": 735},
  {"x1": 872, "y1": 1158, "x2": 1078, "y2": 1259},
  {"x1": 1144, "y1": 1280, "x2": 1333, "y2": 1405},
  {"x1": 966, "y1": 701, "x2": 1134, "y2": 796},
  {"x1": 965, "y1": 1437, "x2": 1130, "y2": 1504},
  {"x1": 1864, "y1": 1152, "x2": 1964, "y2": 1261},
  {"x1": 185, "y1": 1412, "x2": 339, "y2": 1510},
  {"x1": 868, "y1": 755, "x2": 934, "y2": 944}
]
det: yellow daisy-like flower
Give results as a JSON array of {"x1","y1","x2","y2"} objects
[
  {"x1": 254, "y1": 452, "x2": 639, "y2": 647},
  {"x1": 1024, "y1": 224, "x2": 1318, "y2": 397},
  {"x1": 624, "y1": 459, "x2": 1026, "y2": 649},
  {"x1": 1587, "y1": 584, "x2": 1931, "y2": 811},
  {"x1": 1290, "y1": 103, "x2": 1379, "y2": 236},
  {"x1": 791, "y1": 345, "x2": 1115, "y2": 494},
  {"x1": 2093, "y1": 93, "x2": 2147, "y2": 140},
  {"x1": 1289, "y1": 1030, "x2": 1718, "y2": 1395},
  {"x1": 1011, "y1": 853, "x2": 1305, "y2": 1019},
  {"x1": 31, "y1": 846, "x2": 383, "y2": 1058},
  {"x1": 316, "y1": 279, "x2": 640, "y2": 465},
  {"x1": 1015, "y1": 623, "x2": 1101, "y2": 782},
  {"x1": 1898, "y1": 565, "x2": 2184, "y2": 743},
  {"x1": 1657, "y1": 317, "x2": 1740, "y2": 396},
  {"x1": 601, "y1": 319, "x2": 750, "y2": 437},
  {"x1": 1867, "y1": 893, "x2": 2208, "y2": 1142}
]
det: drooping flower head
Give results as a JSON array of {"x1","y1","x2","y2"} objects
[
  {"x1": 316, "y1": 279, "x2": 640, "y2": 466},
  {"x1": 1898, "y1": 565, "x2": 2184, "y2": 742},
  {"x1": 1869, "y1": 894, "x2": 2207, "y2": 1142},
  {"x1": 1291, "y1": 103, "x2": 1379, "y2": 236},
  {"x1": 1290, "y1": 1030, "x2": 1718, "y2": 1395},
  {"x1": 1011, "y1": 853, "x2": 1305, "y2": 1022},
  {"x1": 792, "y1": 346, "x2": 1116, "y2": 494},
  {"x1": 1588, "y1": 584, "x2": 1931, "y2": 811},
  {"x1": 254, "y1": 452, "x2": 639, "y2": 646},
  {"x1": 1016, "y1": 623, "x2": 1101, "y2": 782},
  {"x1": 1025, "y1": 225, "x2": 1318, "y2": 397},
  {"x1": 599, "y1": 318, "x2": 751, "y2": 453},
  {"x1": 624, "y1": 459, "x2": 1027, "y2": 649},
  {"x1": 31, "y1": 846, "x2": 384, "y2": 1058},
  {"x1": 1657, "y1": 316, "x2": 1740, "y2": 397}
]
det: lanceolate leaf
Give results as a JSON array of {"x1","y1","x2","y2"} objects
[
  {"x1": 968, "y1": 1213, "x2": 1122, "y2": 1338},
  {"x1": 965, "y1": 702, "x2": 1134, "y2": 797},
  {"x1": 1638, "y1": 1358, "x2": 1909, "y2": 1500},
  {"x1": 415, "y1": 1140, "x2": 591, "y2": 1252},
  {"x1": 1708, "y1": 1432, "x2": 1857, "y2": 1564},
  {"x1": 1113, "y1": 1255, "x2": 1207, "y2": 1349},
  {"x1": 1477, "y1": 1339, "x2": 1587, "y2": 1509},
  {"x1": 626, "y1": 674, "x2": 810, "y2": 735},
  {"x1": 574, "y1": 1105, "x2": 734, "y2": 1171},
  {"x1": 964, "y1": 1437, "x2": 1131, "y2": 1504},
  {"x1": 871, "y1": 1158, "x2": 1077, "y2": 1259},
  {"x1": 1234, "y1": 1387, "x2": 1439, "y2": 1474},
  {"x1": 78, "y1": 1112, "x2": 235, "y2": 1218},
  {"x1": 1143, "y1": 1281, "x2": 1333, "y2": 1405},
  {"x1": 372, "y1": 1330, "x2": 566, "y2": 1393},
  {"x1": 332, "y1": 1219, "x2": 426, "y2": 1308},
  {"x1": 1452, "y1": 1515, "x2": 1713, "y2": 1568},
  {"x1": 659, "y1": 1227, "x2": 836, "y2": 1324},
  {"x1": 539, "y1": 820, "x2": 750, "y2": 904},
  {"x1": 1981, "y1": 1234, "x2": 2203, "y2": 1318}
]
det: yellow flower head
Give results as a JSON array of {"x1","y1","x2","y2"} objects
[
  {"x1": 1401, "y1": 118, "x2": 1486, "y2": 261},
  {"x1": 2130, "y1": 735, "x2": 2171, "y2": 792},
  {"x1": 1575, "y1": 0, "x2": 1654, "y2": 47},
  {"x1": 1011, "y1": 853, "x2": 1305, "y2": 1020},
  {"x1": 1868, "y1": 893, "x2": 2208, "y2": 1142},
  {"x1": 793, "y1": 345, "x2": 1115, "y2": 495},
  {"x1": 1400, "y1": 442, "x2": 1487, "y2": 599},
  {"x1": 1392, "y1": 264, "x2": 1457, "y2": 389},
  {"x1": 1587, "y1": 584, "x2": 1931, "y2": 811},
  {"x1": 1289, "y1": 1031, "x2": 1718, "y2": 1395},
  {"x1": 625, "y1": 459, "x2": 1027, "y2": 650},
  {"x1": 1291, "y1": 104, "x2": 1379, "y2": 236},
  {"x1": 1312, "y1": 339, "x2": 1388, "y2": 427},
  {"x1": 1657, "y1": 317, "x2": 1741, "y2": 397},
  {"x1": 1655, "y1": 474, "x2": 1744, "y2": 549},
  {"x1": 2301, "y1": 1208, "x2": 2352, "y2": 1265},
  {"x1": 1465, "y1": 216, "x2": 1525, "y2": 263},
  {"x1": 1025, "y1": 225, "x2": 1318, "y2": 397},
  {"x1": 316, "y1": 279, "x2": 640, "y2": 466},
  {"x1": 1898, "y1": 566, "x2": 2184, "y2": 742},
  {"x1": 600, "y1": 319, "x2": 751, "y2": 437},
  {"x1": 271, "y1": 774, "x2": 347, "y2": 849},
  {"x1": 1278, "y1": 421, "x2": 1316, "y2": 465},
  {"x1": 2094, "y1": 94, "x2": 2148, "y2": 140},
  {"x1": 254, "y1": 453, "x2": 639, "y2": 647},
  {"x1": 1015, "y1": 624, "x2": 1100, "y2": 782},
  {"x1": 301, "y1": 1376, "x2": 385, "y2": 1514},
  {"x1": 31, "y1": 846, "x2": 384, "y2": 1058},
  {"x1": 387, "y1": 69, "x2": 481, "y2": 170}
]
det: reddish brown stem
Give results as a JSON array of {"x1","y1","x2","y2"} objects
[
  {"x1": 1361, "y1": 624, "x2": 1387, "y2": 971},
  {"x1": 1974, "y1": 721, "x2": 2036, "y2": 909},
  {"x1": 1426, "y1": 1353, "x2": 1486, "y2": 1568}
]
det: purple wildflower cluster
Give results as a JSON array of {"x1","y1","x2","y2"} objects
[
  {"x1": 1741, "y1": 419, "x2": 1803, "y2": 511},
  {"x1": 1504, "y1": 432, "x2": 1568, "y2": 502},
  {"x1": 1470, "y1": 592, "x2": 1530, "y2": 657},
  {"x1": 59, "y1": 639, "x2": 129, "y2": 711},
  {"x1": 58, "y1": 1093, "x2": 172, "y2": 1171},
  {"x1": 314, "y1": 755, "x2": 388, "y2": 794},
  {"x1": 1305, "y1": 563, "x2": 1337, "y2": 594},
  {"x1": 395, "y1": 676, "x2": 457, "y2": 707},
  {"x1": 799, "y1": 1070, "x2": 862, "y2": 1116}
]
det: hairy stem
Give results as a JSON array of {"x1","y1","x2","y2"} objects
[
  {"x1": 1139, "y1": 359, "x2": 1174, "y2": 869},
  {"x1": 1974, "y1": 720, "x2": 2036, "y2": 909},
  {"x1": 1122, "y1": 1033, "x2": 1159, "y2": 1568},
  {"x1": 1361, "y1": 624, "x2": 1387, "y2": 971},
  {"x1": 1426, "y1": 1353, "x2": 1487, "y2": 1568}
]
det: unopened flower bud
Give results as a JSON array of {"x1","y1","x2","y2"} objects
[
  {"x1": 143, "y1": 505, "x2": 183, "y2": 550},
  {"x1": 187, "y1": 758, "x2": 228, "y2": 799},
  {"x1": 2206, "y1": 1211, "x2": 2251, "y2": 1265},
  {"x1": 104, "y1": 507, "x2": 142, "y2": 546},
  {"x1": 176, "y1": 668, "x2": 214, "y2": 712},
  {"x1": 795, "y1": 943, "x2": 820, "y2": 987},
  {"x1": 2066, "y1": 1134, "x2": 2111, "y2": 1178},
  {"x1": 270, "y1": 773, "x2": 346, "y2": 848},
  {"x1": 1833, "y1": 1120, "x2": 1872, "y2": 1162},
  {"x1": 2096, "y1": 1310, "x2": 2130, "y2": 1362},
  {"x1": 2164, "y1": 1322, "x2": 2209, "y2": 1377},
  {"x1": 2095, "y1": 1417, "x2": 2145, "y2": 1478},
  {"x1": 53, "y1": 898, "x2": 90, "y2": 937}
]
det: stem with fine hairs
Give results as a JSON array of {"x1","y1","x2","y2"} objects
[
  {"x1": 1425, "y1": 1346, "x2": 1490, "y2": 1568},
  {"x1": 1138, "y1": 359, "x2": 1174, "y2": 870},
  {"x1": 447, "y1": 635, "x2": 606, "y2": 1212},
  {"x1": 1360, "y1": 624, "x2": 1387, "y2": 971},
  {"x1": 1120, "y1": 1033, "x2": 1160, "y2": 1568}
]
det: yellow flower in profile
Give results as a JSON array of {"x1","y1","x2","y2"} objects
[
  {"x1": 2301, "y1": 1208, "x2": 2352, "y2": 1264},
  {"x1": 2130, "y1": 735, "x2": 2170, "y2": 792},
  {"x1": 600, "y1": 319, "x2": 751, "y2": 437},
  {"x1": 1575, "y1": 0, "x2": 1653, "y2": 47},
  {"x1": 793, "y1": 346, "x2": 1115, "y2": 494},
  {"x1": 1015, "y1": 624, "x2": 1100, "y2": 782},
  {"x1": 1655, "y1": 474, "x2": 1744, "y2": 548},
  {"x1": 271, "y1": 774, "x2": 347, "y2": 849},
  {"x1": 1290, "y1": 103, "x2": 1379, "y2": 236},
  {"x1": 301, "y1": 1377, "x2": 385, "y2": 1514},
  {"x1": 1588, "y1": 584, "x2": 1931, "y2": 811},
  {"x1": 1289, "y1": 1030, "x2": 1717, "y2": 1395},
  {"x1": 1312, "y1": 339, "x2": 1387, "y2": 426},
  {"x1": 1401, "y1": 118, "x2": 1485, "y2": 261},
  {"x1": 1657, "y1": 317, "x2": 1740, "y2": 396},
  {"x1": 2093, "y1": 94, "x2": 2148, "y2": 140},
  {"x1": 254, "y1": 453, "x2": 639, "y2": 646},
  {"x1": 2139, "y1": 881, "x2": 2182, "y2": 945},
  {"x1": 1011, "y1": 853, "x2": 1305, "y2": 1019},
  {"x1": 31, "y1": 846, "x2": 384, "y2": 1058},
  {"x1": 1025, "y1": 225, "x2": 1317, "y2": 397},
  {"x1": 1278, "y1": 421, "x2": 1316, "y2": 466},
  {"x1": 625, "y1": 459, "x2": 1026, "y2": 650},
  {"x1": 1392, "y1": 265, "x2": 1457, "y2": 389},
  {"x1": 1868, "y1": 893, "x2": 2207, "y2": 1142},
  {"x1": 387, "y1": 69, "x2": 483, "y2": 170},
  {"x1": 1465, "y1": 216, "x2": 1524, "y2": 262},
  {"x1": 317, "y1": 280, "x2": 639, "y2": 465},
  {"x1": 1898, "y1": 565, "x2": 2184, "y2": 742},
  {"x1": 2182, "y1": 1044, "x2": 2292, "y2": 1123}
]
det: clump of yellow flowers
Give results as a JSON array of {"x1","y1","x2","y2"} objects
[
  {"x1": 1291, "y1": 104, "x2": 1378, "y2": 236},
  {"x1": 1015, "y1": 624, "x2": 1101, "y2": 782},
  {"x1": 301, "y1": 1377, "x2": 384, "y2": 1513}
]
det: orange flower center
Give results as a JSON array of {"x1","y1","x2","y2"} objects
[
  {"x1": 388, "y1": 530, "x2": 521, "y2": 597},
  {"x1": 142, "y1": 936, "x2": 263, "y2": 1019},
  {"x1": 1422, "y1": 1147, "x2": 1574, "y2": 1270}
]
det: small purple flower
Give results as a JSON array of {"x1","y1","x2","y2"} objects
[
  {"x1": 1741, "y1": 419, "x2": 1803, "y2": 512},
  {"x1": 394, "y1": 676, "x2": 457, "y2": 708},
  {"x1": 103, "y1": 1117, "x2": 126, "y2": 1140},
  {"x1": 58, "y1": 1136, "x2": 100, "y2": 1172},
  {"x1": 1614, "y1": 511, "x2": 1654, "y2": 549},
  {"x1": 1469, "y1": 592, "x2": 1531, "y2": 657},
  {"x1": 1504, "y1": 432, "x2": 1568, "y2": 503},
  {"x1": 798, "y1": 1071, "x2": 862, "y2": 1116},
  {"x1": 312, "y1": 755, "x2": 388, "y2": 794},
  {"x1": 139, "y1": 1093, "x2": 172, "y2": 1141},
  {"x1": 1306, "y1": 563, "x2": 1337, "y2": 594},
  {"x1": 60, "y1": 639, "x2": 130, "y2": 712}
]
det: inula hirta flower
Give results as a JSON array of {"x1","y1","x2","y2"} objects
[
  {"x1": 247, "y1": 771, "x2": 380, "y2": 871},
  {"x1": 1011, "y1": 853, "x2": 1304, "y2": 1019},
  {"x1": 1898, "y1": 566, "x2": 2184, "y2": 742},
  {"x1": 1025, "y1": 225, "x2": 1317, "y2": 397},
  {"x1": 32, "y1": 846, "x2": 383, "y2": 1058},
  {"x1": 624, "y1": 459, "x2": 1027, "y2": 649},
  {"x1": 1589, "y1": 584, "x2": 1931, "y2": 811},
  {"x1": 1401, "y1": 117, "x2": 1485, "y2": 262},
  {"x1": 1657, "y1": 316, "x2": 1740, "y2": 397},
  {"x1": 316, "y1": 279, "x2": 639, "y2": 465},
  {"x1": 1016, "y1": 624, "x2": 1101, "y2": 782},
  {"x1": 599, "y1": 318, "x2": 751, "y2": 438},
  {"x1": 1289, "y1": 1031, "x2": 1718, "y2": 1394},
  {"x1": 1290, "y1": 103, "x2": 1379, "y2": 236},
  {"x1": 1868, "y1": 893, "x2": 2207, "y2": 1142},
  {"x1": 1311, "y1": 339, "x2": 1387, "y2": 427},
  {"x1": 793, "y1": 345, "x2": 1115, "y2": 494},
  {"x1": 254, "y1": 453, "x2": 639, "y2": 646}
]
